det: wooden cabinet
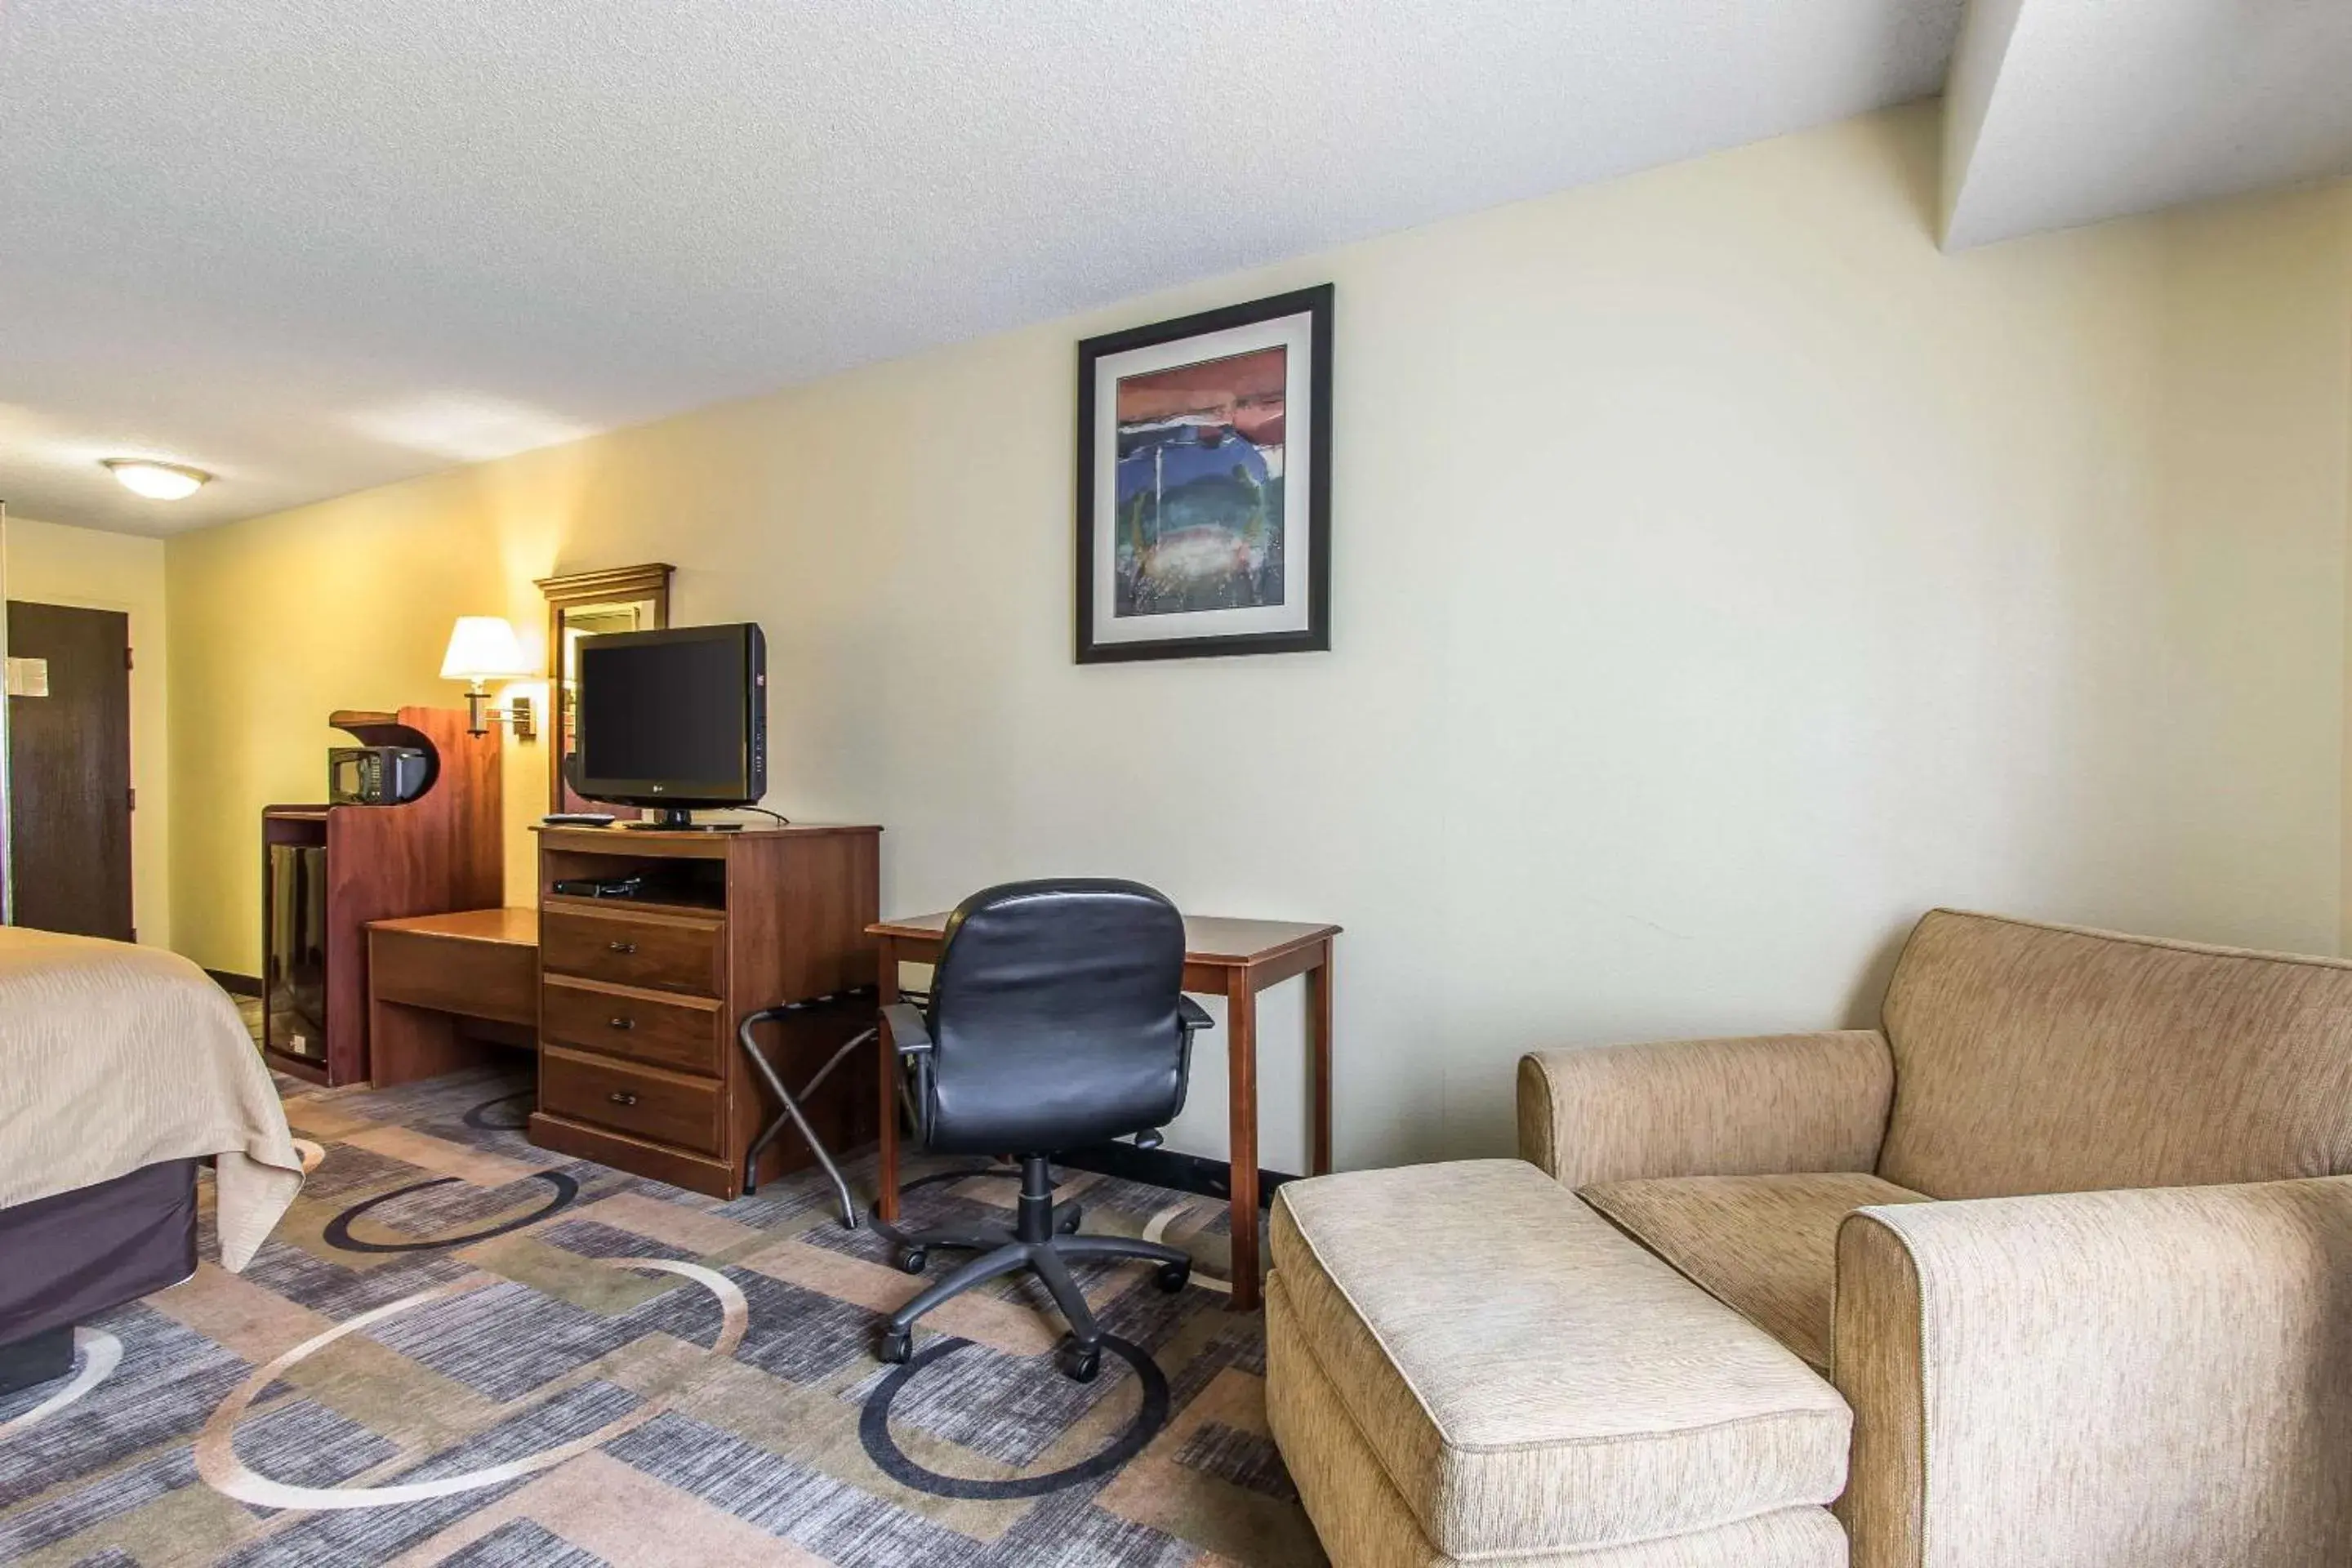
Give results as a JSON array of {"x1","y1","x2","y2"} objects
[
  {"x1": 527, "y1": 824, "x2": 881, "y2": 1199},
  {"x1": 263, "y1": 706, "x2": 502, "y2": 1086}
]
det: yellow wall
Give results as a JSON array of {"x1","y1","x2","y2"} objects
[
  {"x1": 166, "y1": 105, "x2": 2352, "y2": 1165},
  {"x1": 6, "y1": 516, "x2": 172, "y2": 949},
  {"x1": 165, "y1": 479, "x2": 557, "y2": 966}
]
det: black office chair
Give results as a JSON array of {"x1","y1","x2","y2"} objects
[{"x1": 877, "y1": 878, "x2": 1212, "y2": 1381}]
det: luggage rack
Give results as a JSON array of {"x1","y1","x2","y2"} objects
[{"x1": 734, "y1": 985, "x2": 889, "y2": 1227}]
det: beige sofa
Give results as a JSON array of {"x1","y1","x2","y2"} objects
[{"x1": 1266, "y1": 909, "x2": 2352, "y2": 1567}]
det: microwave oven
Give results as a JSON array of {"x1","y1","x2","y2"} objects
[{"x1": 328, "y1": 746, "x2": 431, "y2": 805}]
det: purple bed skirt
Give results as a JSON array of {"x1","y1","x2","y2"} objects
[{"x1": 0, "y1": 1158, "x2": 198, "y2": 1348}]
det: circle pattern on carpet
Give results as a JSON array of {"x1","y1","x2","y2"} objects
[
  {"x1": 196, "y1": 1258, "x2": 747, "y2": 1510},
  {"x1": 858, "y1": 1334, "x2": 1170, "y2": 1499},
  {"x1": 461, "y1": 1088, "x2": 536, "y2": 1131},
  {"x1": 322, "y1": 1171, "x2": 578, "y2": 1253},
  {"x1": 0, "y1": 1328, "x2": 122, "y2": 1439}
]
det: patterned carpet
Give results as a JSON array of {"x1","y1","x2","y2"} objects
[{"x1": 0, "y1": 1042, "x2": 1324, "y2": 1566}]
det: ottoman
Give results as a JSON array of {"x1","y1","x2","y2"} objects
[{"x1": 1266, "y1": 1160, "x2": 1851, "y2": 1568}]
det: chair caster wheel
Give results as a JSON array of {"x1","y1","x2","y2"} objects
[
  {"x1": 878, "y1": 1329, "x2": 912, "y2": 1365},
  {"x1": 1056, "y1": 1334, "x2": 1101, "y2": 1383},
  {"x1": 1057, "y1": 1204, "x2": 1084, "y2": 1234},
  {"x1": 898, "y1": 1248, "x2": 928, "y2": 1275},
  {"x1": 1155, "y1": 1260, "x2": 1192, "y2": 1294}
]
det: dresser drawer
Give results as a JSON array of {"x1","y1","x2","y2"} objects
[
  {"x1": 541, "y1": 1045, "x2": 722, "y2": 1156},
  {"x1": 541, "y1": 906, "x2": 724, "y2": 996},
  {"x1": 541, "y1": 974, "x2": 724, "y2": 1076}
]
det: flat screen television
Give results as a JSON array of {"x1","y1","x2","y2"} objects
[{"x1": 572, "y1": 623, "x2": 766, "y2": 825}]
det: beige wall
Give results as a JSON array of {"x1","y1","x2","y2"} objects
[
  {"x1": 6, "y1": 516, "x2": 172, "y2": 949},
  {"x1": 166, "y1": 105, "x2": 2352, "y2": 1166}
]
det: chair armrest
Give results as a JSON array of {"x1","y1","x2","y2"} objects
[
  {"x1": 881, "y1": 1002, "x2": 931, "y2": 1053},
  {"x1": 1516, "y1": 1031, "x2": 1892, "y2": 1187},
  {"x1": 1833, "y1": 1178, "x2": 2352, "y2": 1566},
  {"x1": 1177, "y1": 996, "x2": 1213, "y2": 1033}
]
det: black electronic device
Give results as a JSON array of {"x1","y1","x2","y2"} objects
[
  {"x1": 541, "y1": 812, "x2": 617, "y2": 826},
  {"x1": 570, "y1": 623, "x2": 766, "y2": 829},
  {"x1": 328, "y1": 745, "x2": 432, "y2": 806},
  {"x1": 551, "y1": 875, "x2": 646, "y2": 899}
]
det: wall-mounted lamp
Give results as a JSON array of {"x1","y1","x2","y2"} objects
[{"x1": 440, "y1": 616, "x2": 538, "y2": 739}]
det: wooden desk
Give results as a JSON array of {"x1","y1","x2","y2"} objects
[
  {"x1": 869, "y1": 911, "x2": 1339, "y2": 1312},
  {"x1": 366, "y1": 906, "x2": 541, "y2": 1086}
]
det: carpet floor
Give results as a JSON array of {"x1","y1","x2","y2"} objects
[{"x1": 0, "y1": 1053, "x2": 1325, "y2": 1566}]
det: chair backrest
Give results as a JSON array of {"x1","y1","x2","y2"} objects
[
  {"x1": 920, "y1": 878, "x2": 1191, "y2": 1156},
  {"x1": 1878, "y1": 908, "x2": 2352, "y2": 1198}
]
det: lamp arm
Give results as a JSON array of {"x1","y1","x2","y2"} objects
[{"x1": 461, "y1": 685, "x2": 535, "y2": 739}]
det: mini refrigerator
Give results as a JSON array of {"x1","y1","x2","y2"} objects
[{"x1": 265, "y1": 842, "x2": 328, "y2": 1065}]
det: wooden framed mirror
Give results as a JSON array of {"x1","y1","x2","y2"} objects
[{"x1": 535, "y1": 564, "x2": 674, "y2": 813}]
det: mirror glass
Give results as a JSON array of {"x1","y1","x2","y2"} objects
[
  {"x1": 553, "y1": 597, "x2": 656, "y2": 813},
  {"x1": 539, "y1": 565, "x2": 672, "y2": 813}
]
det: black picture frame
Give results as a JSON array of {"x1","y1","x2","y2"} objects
[{"x1": 1075, "y1": 283, "x2": 1333, "y2": 664}]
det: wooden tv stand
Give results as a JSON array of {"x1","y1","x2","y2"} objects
[{"x1": 524, "y1": 823, "x2": 883, "y2": 1199}]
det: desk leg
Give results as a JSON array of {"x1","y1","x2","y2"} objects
[
  {"x1": 1308, "y1": 939, "x2": 1334, "y2": 1177},
  {"x1": 875, "y1": 937, "x2": 900, "y2": 1225},
  {"x1": 369, "y1": 997, "x2": 466, "y2": 1089},
  {"x1": 1226, "y1": 968, "x2": 1261, "y2": 1312}
]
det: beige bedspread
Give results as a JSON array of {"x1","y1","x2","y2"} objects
[{"x1": 0, "y1": 927, "x2": 302, "y2": 1270}]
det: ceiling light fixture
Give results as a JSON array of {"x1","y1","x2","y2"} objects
[{"x1": 102, "y1": 459, "x2": 212, "y2": 500}]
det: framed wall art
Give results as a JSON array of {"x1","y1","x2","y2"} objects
[{"x1": 1076, "y1": 283, "x2": 1332, "y2": 662}]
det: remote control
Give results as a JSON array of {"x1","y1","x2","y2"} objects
[{"x1": 542, "y1": 813, "x2": 617, "y2": 826}]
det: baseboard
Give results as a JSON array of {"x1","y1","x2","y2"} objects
[
  {"x1": 1057, "y1": 1140, "x2": 1301, "y2": 1207},
  {"x1": 206, "y1": 969, "x2": 263, "y2": 997}
]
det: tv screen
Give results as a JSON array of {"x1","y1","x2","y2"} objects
[{"x1": 575, "y1": 623, "x2": 766, "y2": 808}]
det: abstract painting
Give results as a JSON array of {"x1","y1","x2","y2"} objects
[{"x1": 1077, "y1": 285, "x2": 1331, "y2": 662}]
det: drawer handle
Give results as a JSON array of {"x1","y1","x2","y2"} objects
[
  {"x1": 608, "y1": 941, "x2": 637, "y2": 955},
  {"x1": 608, "y1": 1090, "x2": 639, "y2": 1107},
  {"x1": 608, "y1": 1016, "x2": 635, "y2": 1031}
]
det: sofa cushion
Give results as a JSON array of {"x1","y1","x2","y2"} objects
[
  {"x1": 1579, "y1": 1171, "x2": 1931, "y2": 1371},
  {"x1": 1879, "y1": 909, "x2": 2352, "y2": 1199},
  {"x1": 1269, "y1": 1160, "x2": 1851, "y2": 1559}
]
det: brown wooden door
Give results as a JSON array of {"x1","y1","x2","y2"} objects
[{"x1": 6, "y1": 601, "x2": 134, "y2": 941}]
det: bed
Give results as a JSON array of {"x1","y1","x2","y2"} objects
[{"x1": 0, "y1": 927, "x2": 303, "y2": 1396}]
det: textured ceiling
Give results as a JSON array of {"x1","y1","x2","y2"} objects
[
  {"x1": 1944, "y1": 0, "x2": 2352, "y2": 248},
  {"x1": 7, "y1": 2, "x2": 2345, "y2": 537},
  {"x1": 0, "y1": 0, "x2": 1963, "y2": 534}
]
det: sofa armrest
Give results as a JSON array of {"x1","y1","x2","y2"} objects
[
  {"x1": 1833, "y1": 1178, "x2": 2352, "y2": 1568},
  {"x1": 1516, "y1": 1031, "x2": 1892, "y2": 1188}
]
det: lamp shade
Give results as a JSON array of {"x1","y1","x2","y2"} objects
[{"x1": 439, "y1": 617, "x2": 532, "y2": 682}]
